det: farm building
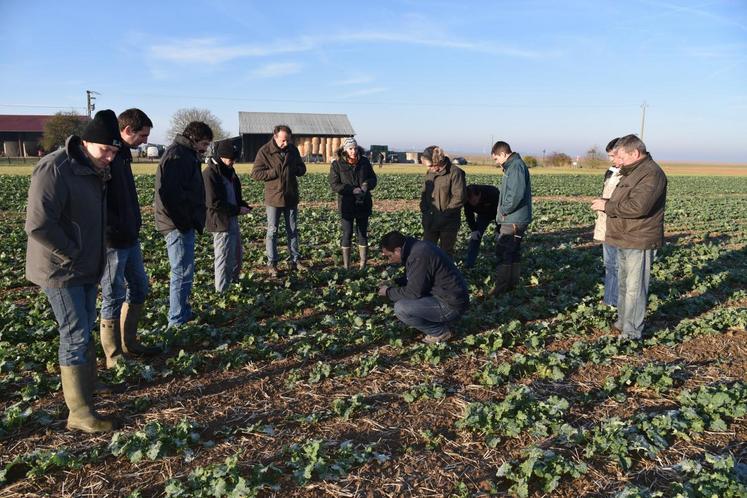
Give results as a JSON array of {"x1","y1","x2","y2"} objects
[
  {"x1": 0, "y1": 114, "x2": 88, "y2": 157},
  {"x1": 238, "y1": 112, "x2": 355, "y2": 162}
]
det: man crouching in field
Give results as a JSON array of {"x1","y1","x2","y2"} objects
[
  {"x1": 25, "y1": 110, "x2": 122, "y2": 432},
  {"x1": 378, "y1": 231, "x2": 469, "y2": 343},
  {"x1": 591, "y1": 134, "x2": 667, "y2": 339}
]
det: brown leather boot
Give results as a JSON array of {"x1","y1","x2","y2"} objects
[
  {"x1": 120, "y1": 303, "x2": 159, "y2": 356},
  {"x1": 99, "y1": 319, "x2": 122, "y2": 369}
]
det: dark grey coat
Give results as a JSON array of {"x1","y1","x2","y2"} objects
[{"x1": 25, "y1": 136, "x2": 108, "y2": 288}]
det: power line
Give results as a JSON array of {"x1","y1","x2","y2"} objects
[{"x1": 113, "y1": 93, "x2": 641, "y2": 109}]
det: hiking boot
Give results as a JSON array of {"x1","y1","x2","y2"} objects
[
  {"x1": 120, "y1": 303, "x2": 160, "y2": 357},
  {"x1": 422, "y1": 329, "x2": 453, "y2": 344}
]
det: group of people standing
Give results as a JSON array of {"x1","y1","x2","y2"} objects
[{"x1": 23, "y1": 106, "x2": 665, "y2": 435}]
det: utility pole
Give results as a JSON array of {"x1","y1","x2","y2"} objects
[
  {"x1": 86, "y1": 90, "x2": 100, "y2": 118},
  {"x1": 640, "y1": 101, "x2": 648, "y2": 140}
]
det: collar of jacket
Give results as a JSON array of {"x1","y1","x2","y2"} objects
[
  {"x1": 502, "y1": 152, "x2": 520, "y2": 171},
  {"x1": 268, "y1": 138, "x2": 290, "y2": 155},
  {"x1": 620, "y1": 153, "x2": 651, "y2": 176},
  {"x1": 212, "y1": 157, "x2": 236, "y2": 179},
  {"x1": 400, "y1": 237, "x2": 417, "y2": 264},
  {"x1": 65, "y1": 135, "x2": 101, "y2": 176},
  {"x1": 174, "y1": 134, "x2": 197, "y2": 151},
  {"x1": 430, "y1": 160, "x2": 452, "y2": 177}
]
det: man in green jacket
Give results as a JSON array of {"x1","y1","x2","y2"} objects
[
  {"x1": 592, "y1": 134, "x2": 667, "y2": 339},
  {"x1": 489, "y1": 141, "x2": 532, "y2": 295}
]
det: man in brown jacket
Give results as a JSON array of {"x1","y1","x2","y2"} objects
[
  {"x1": 591, "y1": 134, "x2": 667, "y2": 339},
  {"x1": 419, "y1": 146, "x2": 466, "y2": 258},
  {"x1": 251, "y1": 125, "x2": 307, "y2": 276}
]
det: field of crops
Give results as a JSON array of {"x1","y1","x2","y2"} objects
[{"x1": 1, "y1": 172, "x2": 746, "y2": 497}]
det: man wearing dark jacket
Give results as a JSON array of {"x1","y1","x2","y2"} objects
[
  {"x1": 99, "y1": 109, "x2": 159, "y2": 369},
  {"x1": 378, "y1": 231, "x2": 469, "y2": 343},
  {"x1": 328, "y1": 137, "x2": 377, "y2": 269},
  {"x1": 25, "y1": 110, "x2": 122, "y2": 433},
  {"x1": 155, "y1": 121, "x2": 211, "y2": 327},
  {"x1": 463, "y1": 184, "x2": 500, "y2": 268},
  {"x1": 489, "y1": 141, "x2": 532, "y2": 295},
  {"x1": 592, "y1": 134, "x2": 667, "y2": 339},
  {"x1": 251, "y1": 125, "x2": 306, "y2": 276},
  {"x1": 203, "y1": 140, "x2": 251, "y2": 292}
]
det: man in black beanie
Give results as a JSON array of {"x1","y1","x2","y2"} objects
[
  {"x1": 155, "y1": 121, "x2": 211, "y2": 326},
  {"x1": 203, "y1": 140, "x2": 251, "y2": 292},
  {"x1": 25, "y1": 109, "x2": 122, "y2": 432}
]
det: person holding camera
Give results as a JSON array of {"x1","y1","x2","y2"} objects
[{"x1": 329, "y1": 137, "x2": 377, "y2": 269}]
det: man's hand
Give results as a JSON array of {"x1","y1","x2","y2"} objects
[
  {"x1": 239, "y1": 206, "x2": 252, "y2": 215},
  {"x1": 469, "y1": 230, "x2": 481, "y2": 241},
  {"x1": 378, "y1": 285, "x2": 389, "y2": 297},
  {"x1": 353, "y1": 187, "x2": 363, "y2": 194},
  {"x1": 591, "y1": 198, "x2": 607, "y2": 212}
]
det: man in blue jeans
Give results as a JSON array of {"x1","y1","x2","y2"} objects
[
  {"x1": 251, "y1": 125, "x2": 307, "y2": 277},
  {"x1": 99, "y1": 109, "x2": 160, "y2": 367},
  {"x1": 25, "y1": 110, "x2": 122, "y2": 432},
  {"x1": 378, "y1": 231, "x2": 469, "y2": 343},
  {"x1": 154, "y1": 121, "x2": 211, "y2": 327},
  {"x1": 592, "y1": 134, "x2": 667, "y2": 339}
]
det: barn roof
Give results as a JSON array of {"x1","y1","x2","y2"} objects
[
  {"x1": 238, "y1": 112, "x2": 355, "y2": 136},
  {"x1": 0, "y1": 114, "x2": 88, "y2": 133}
]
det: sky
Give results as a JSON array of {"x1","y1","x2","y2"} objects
[{"x1": 1, "y1": 0, "x2": 745, "y2": 162}]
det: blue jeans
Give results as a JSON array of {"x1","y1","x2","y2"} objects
[
  {"x1": 100, "y1": 241, "x2": 149, "y2": 319},
  {"x1": 615, "y1": 248, "x2": 656, "y2": 339},
  {"x1": 394, "y1": 296, "x2": 462, "y2": 336},
  {"x1": 213, "y1": 218, "x2": 242, "y2": 292},
  {"x1": 165, "y1": 229, "x2": 195, "y2": 327},
  {"x1": 265, "y1": 206, "x2": 300, "y2": 265},
  {"x1": 465, "y1": 216, "x2": 493, "y2": 267},
  {"x1": 44, "y1": 284, "x2": 98, "y2": 366},
  {"x1": 602, "y1": 243, "x2": 618, "y2": 307}
]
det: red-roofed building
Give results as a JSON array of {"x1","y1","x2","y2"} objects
[{"x1": 0, "y1": 114, "x2": 87, "y2": 157}]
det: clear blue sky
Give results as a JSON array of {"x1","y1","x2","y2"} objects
[{"x1": 1, "y1": 0, "x2": 745, "y2": 161}]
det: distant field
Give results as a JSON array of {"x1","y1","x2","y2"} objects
[{"x1": 1, "y1": 160, "x2": 746, "y2": 176}]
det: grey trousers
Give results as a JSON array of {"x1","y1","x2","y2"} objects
[
  {"x1": 614, "y1": 247, "x2": 656, "y2": 338},
  {"x1": 213, "y1": 218, "x2": 242, "y2": 292}
]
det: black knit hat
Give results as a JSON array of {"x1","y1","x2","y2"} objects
[
  {"x1": 216, "y1": 140, "x2": 238, "y2": 160},
  {"x1": 81, "y1": 110, "x2": 122, "y2": 147}
]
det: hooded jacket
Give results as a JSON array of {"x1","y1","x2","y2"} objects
[
  {"x1": 154, "y1": 134, "x2": 206, "y2": 234},
  {"x1": 203, "y1": 157, "x2": 249, "y2": 233},
  {"x1": 420, "y1": 159, "x2": 466, "y2": 231},
  {"x1": 328, "y1": 146, "x2": 378, "y2": 218},
  {"x1": 251, "y1": 138, "x2": 306, "y2": 208},
  {"x1": 498, "y1": 153, "x2": 532, "y2": 225},
  {"x1": 604, "y1": 153, "x2": 667, "y2": 250},
  {"x1": 25, "y1": 136, "x2": 108, "y2": 288},
  {"x1": 386, "y1": 237, "x2": 470, "y2": 313},
  {"x1": 106, "y1": 146, "x2": 142, "y2": 248}
]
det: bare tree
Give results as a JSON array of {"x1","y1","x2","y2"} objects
[
  {"x1": 580, "y1": 146, "x2": 607, "y2": 168},
  {"x1": 166, "y1": 108, "x2": 229, "y2": 142}
]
